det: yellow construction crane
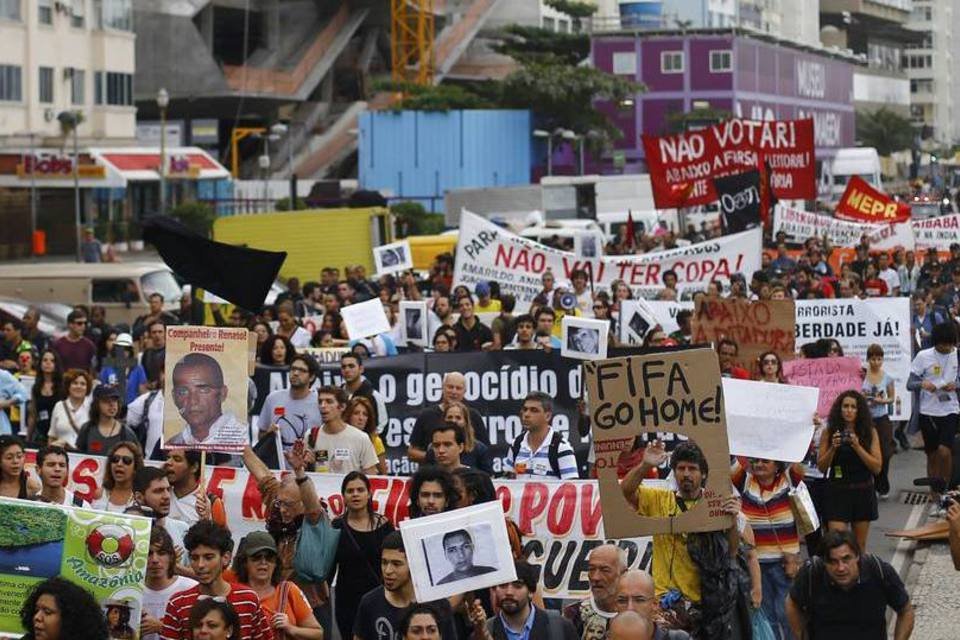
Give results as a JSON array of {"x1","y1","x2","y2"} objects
[{"x1": 390, "y1": 0, "x2": 435, "y2": 86}]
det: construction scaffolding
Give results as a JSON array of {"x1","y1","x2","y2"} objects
[{"x1": 390, "y1": 0, "x2": 435, "y2": 85}]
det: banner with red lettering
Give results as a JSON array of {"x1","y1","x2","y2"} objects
[
  {"x1": 834, "y1": 176, "x2": 911, "y2": 223},
  {"x1": 29, "y1": 453, "x2": 653, "y2": 599},
  {"x1": 454, "y1": 211, "x2": 762, "y2": 309},
  {"x1": 641, "y1": 118, "x2": 816, "y2": 208}
]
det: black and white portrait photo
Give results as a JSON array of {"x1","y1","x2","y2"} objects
[
  {"x1": 373, "y1": 240, "x2": 414, "y2": 275},
  {"x1": 400, "y1": 301, "x2": 428, "y2": 346},
  {"x1": 399, "y1": 502, "x2": 517, "y2": 601},
  {"x1": 561, "y1": 316, "x2": 609, "y2": 361},
  {"x1": 575, "y1": 234, "x2": 599, "y2": 258},
  {"x1": 618, "y1": 299, "x2": 658, "y2": 345}
]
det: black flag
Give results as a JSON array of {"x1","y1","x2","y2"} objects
[
  {"x1": 143, "y1": 215, "x2": 286, "y2": 311},
  {"x1": 713, "y1": 170, "x2": 762, "y2": 234}
]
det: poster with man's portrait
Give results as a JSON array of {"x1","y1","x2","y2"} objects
[
  {"x1": 561, "y1": 316, "x2": 609, "y2": 361},
  {"x1": 373, "y1": 240, "x2": 413, "y2": 275},
  {"x1": 399, "y1": 502, "x2": 516, "y2": 601},
  {"x1": 162, "y1": 326, "x2": 251, "y2": 452},
  {"x1": 400, "y1": 300, "x2": 428, "y2": 347}
]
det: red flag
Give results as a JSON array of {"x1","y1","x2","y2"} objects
[
  {"x1": 758, "y1": 157, "x2": 778, "y2": 225},
  {"x1": 625, "y1": 210, "x2": 636, "y2": 250},
  {"x1": 835, "y1": 176, "x2": 910, "y2": 223}
]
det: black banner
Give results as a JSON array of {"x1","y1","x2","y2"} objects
[{"x1": 714, "y1": 169, "x2": 762, "y2": 234}]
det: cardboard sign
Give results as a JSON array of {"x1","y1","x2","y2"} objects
[
  {"x1": 641, "y1": 118, "x2": 816, "y2": 208},
  {"x1": 782, "y1": 356, "x2": 862, "y2": 417},
  {"x1": 454, "y1": 211, "x2": 762, "y2": 308},
  {"x1": 835, "y1": 176, "x2": 910, "y2": 223},
  {"x1": 691, "y1": 298, "x2": 796, "y2": 378},
  {"x1": 341, "y1": 298, "x2": 391, "y2": 339},
  {"x1": 794, "y1": 298, "x2": 911, "y2": 420},
  {"x1": 722, "y1": 378, "x2": 818, "y2": 462},
  {"x1": 584, "y1": 348, "x2": 733, "y2": 538},
  {"x1": 163, "y1": 326, "x2": 251, "y2": 452},
  {"x1": 0, "y1": 497, "x2": 150, "y2": 637}
]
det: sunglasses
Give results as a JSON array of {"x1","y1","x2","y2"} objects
[
  {"x1": 250, "y1": 551, "x2": 276, "y2": 563},
  {"x1": 110, "y1": 455, "x2": 134, "y2": 465},
  {"x1": 762, "y1": 358, "x2": 779, "y2": 365}
]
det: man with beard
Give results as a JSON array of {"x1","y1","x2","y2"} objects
[
  {"x1": 562, "y1": 545, "x2": 625, "y2": 640},
  {"x1": 33, "y1": 445, "x2": 88, "y2": 507},
  {"x1": 258, "y1": 354, "x2": 322, "y2": 451},
  {"x1": 428, "y1": 294, "x2": 454, "y2": 341},
  {"x1": 131, "y1": 467, "x2": 192, "y2": 571},
  {"x1": 353, "y1": 532, "x2": 457, "y2": 640},
  {"x1": 468, "y1": 559, "x2": 576, "y2": 640},
  {"x1": 164, "y1": 449, "x2": 226, "y2": 527},
  {"x1": 407, "y1": 466, "x2": 459, "y2": 518}
]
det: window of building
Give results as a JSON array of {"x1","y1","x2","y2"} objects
[
  {"x1": 0, "y1": 0, "x2": 20, "y2": 20},
  {"x1": 709, "y1": 50, "x2": 732, "y2": 72},
  {"x1": 95, "y1": 71, "x2": 132, "y2": 106},
  {"x1": 38, "y1": 0, "x2": 52, "y2": 24},
  {"x1": 94, "y1": 71, "x2": 102, "y2": 104},
  {"x1": 542, "y1": 16, "x2": 555, "y2": 31},
  {"x1": 911, "y1": 78, "x2": 934, "y2": 93},
  {"x1": 612, "y1": 52, "x2": 636, "y2": 76},
  {"x1": 94, "y1": 0, "x2": 132, "y2": 31},
  {"x1": 38, "y1": 67, "x2": 53, "y2": 103},
  {"x1": 70, "y1": 68, "x2": 85, "y2": 104},
  {"x1": 71, "y1": 0, "x2": 84, "y2": 28},
  {"x1": 557, "y1": 19, "x2": 569, "y2": 33},
  {"x1": 661, "y1": 51, "x2": 684, "y2": 74},
  {"x1": 0, "y1": 65, "x2": 22, "y2": 101}
]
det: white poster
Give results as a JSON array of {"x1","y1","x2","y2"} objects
[
  {"x1": 723, "y1": 378, "x2": 819, "y2": 462},
  {"x1": 454, "y1": 210, "x2": 762, "y2": 309},
  {"x1": 400, "y1": 300, "x2": 428, "y2": 347},
  {"x1": 772, "y1": 204, "x2": 878, "y2": 247},
  {"x1": 373, "y1": 240, "x2": 414, "y2": 275},
  {"x1": 618, "y1": 299, "x2": 660, "y2": 345},
  {"x1": 341, "y1": 298, "x2": 391, "y2": 339},
  {"x1": 795, "y1": 298, "x2": 912, "y2": 420},
  {"x1": 643, "y1": 300, "x2": 695, "y2": 335}
]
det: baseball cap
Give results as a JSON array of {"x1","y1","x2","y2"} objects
[
  {"x1": 93, "y1": 385, "x2": 121, "y2": 401},
  {"x1": 115, "y1": 333, "x2": 134, "y2": 348},
  {"x1": 241, "y1": 531, "x2": 278, "y2": 556},
  {"x1": 475, "y1": 282, "x2": 491, "y2": 296}
]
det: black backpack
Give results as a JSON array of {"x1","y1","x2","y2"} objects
[{"x1": 510, "y1": 431, "x2": 564, "y2": 477}]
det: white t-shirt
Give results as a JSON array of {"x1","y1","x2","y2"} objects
[
  {"x1": 878, "y1": 267, "x2": 901, "y2": 295},
  {"x1": 141, "y1": 575, "x2": 197, "y2": 640},
  {"x1": 47, "y1": 397, "x2": 91, "y2": 449},
  {"x1": 309, "y1": 424, "x2": 378, "y2": 473},
  {"x1": 159, "y1": 516, "x2": 191, "y2": 566},
  {"x1": 168, "y1": 490, "x2": 202, "y2": 526},
  {"x1": 911, "y1": 346, "x2": 960, "y2": 416}
]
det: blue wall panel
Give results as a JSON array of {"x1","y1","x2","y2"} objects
[{"x1": 359, "y1": 109, "x2": 531, "y2": 212}]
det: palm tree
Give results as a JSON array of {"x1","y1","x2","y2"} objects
[{"x1": 856, "y1": 108, "x2": 916, "y2": 156}]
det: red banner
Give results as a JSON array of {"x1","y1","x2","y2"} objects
[
  {"x1": 641, "y1": 118, "x2": 816, "y2": 208},
  {"x1": 834, "y1": 175, "x2": 911, "y2": 223}
]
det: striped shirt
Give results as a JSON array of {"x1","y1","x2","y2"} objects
[
  {"x1": 731, "y1": 460, "x2": 802, "y2": 561},
  {"x1": 161, "y1": 583, "x2": 273, "y2": 640},
  {"x1": 504, "y1": 428, "x2": 579, "y2": 479}
]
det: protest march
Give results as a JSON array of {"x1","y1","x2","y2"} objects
[{"x1": 1, "y1": 115, "x2": 956, "y2": 640}]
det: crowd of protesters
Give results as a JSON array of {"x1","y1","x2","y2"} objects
[{"x1": 7, "y1": 224, "x2": 960, "y2": 640}]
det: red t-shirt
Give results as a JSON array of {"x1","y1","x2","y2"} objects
[
  {"x1": 52, "y1": 336, "x2": 97, "y2": 372},
  {"x1": 161, "y1": 583, "x2": 273, "y2": 640},
  {"x1": 864, "y1": 278, "x2": 888, "y2": 298}
]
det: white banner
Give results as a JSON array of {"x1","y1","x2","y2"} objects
[
  {"x1": 646, "y1": 301, "x2": 695, "y2": 335},
  {"x1": 454, "y1": 211, "x2": 762, "y2": 308},
  {"x1": 31, "y1": 453, "x2": 652, "y2": 600},
  {"x1": 914, "y1": 213, "x2": 960, "y2": 250},
  {"x1": 866, "y1": 221, "x2": 915, "y2": 251},
  {"x1": 795, "y1": 298, "x2": 912, "y2": 420},
  {"x1": 772, "y1": 204, "x2": 877, "y2": 247}
]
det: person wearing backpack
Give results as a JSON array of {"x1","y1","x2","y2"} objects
[
  {"x1": 505, "y1": 392, "x2": 579, "y2": 480},
  {"x1": 786, "y1": 529, "x2": 914, "y2": 640},
  {"x1": 467, "y1": 559, "x2": 577, "y2": 640}
]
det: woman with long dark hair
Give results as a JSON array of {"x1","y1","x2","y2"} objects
[
  {"x1": 259, "y1": 334, "x2": 296, "y2": 368},
  {"x1": 756, "y1": 350, "x2": 784, "y2": 383},
  {"x1": 91, "y1": 440, "x2": 144, "y2": 513},
  {"x1": 328, "y1": 471, "x2": 395, "y2": 640},
  {"x1": 29, "y1": 350, "x2": 64, "y2": 445},
  {"x1": 19, "y1": 576, "x2": 108, "y2": 640},
  {"x1": 0, "y1": 435, "x2": 39, "y2": 498},
  {"x1": 817, "y1": 390, "x2": 882, "y2": 551},
  {"x1": 75, "y1": 385, "x2": 136, "y2": 456}
]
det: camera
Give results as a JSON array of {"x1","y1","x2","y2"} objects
[
  {"x1": 841, "y1": 431, "x2": 854, "y2": 444},
  {"x1": 941, "y1": 491, "x2": 960, "y2": 510}
]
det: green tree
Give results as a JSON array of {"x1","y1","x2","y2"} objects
[
  {"x1": 375, "y1": 81, "x2": 494, "y2": 111},
  {"x1": 856, "y1": 107, "x2": 916, "y2": 156},
  {"x1": 498, "y1": 61, "x2": 643, "y2": 149},
  {"x1": 391, "y1": 201, "x2": 445, "y2": 236},
  {"x1": 544, "y1": 0, "x2": 596, "y2": 18},
  {"x1": 169, "y1": 201, "x2": 216, "y2": 238},
  {"x1": 493, "y1": 25, "x2": 590, "y2": 65}
]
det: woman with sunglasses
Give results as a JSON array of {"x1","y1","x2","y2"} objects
[
  {"x1": 29, "y1": 350, "x2": 65, "y2": 445},
  {"x1": 74, "y1": 385, "x2": 137, "y2": 456},
  {"x1": 329, "y1": 472, "x2": 395, "y2": 640},
  {"x1": 757, "y1": 351, "x2": 784, "y2": 383},
  {"x1": 0, "y1": 434, "x2": 40, "y2": 498},
  {"x1": 91, "y1": 441, "x2": 144, "y2": 513},
  {"x1": 232, "y1": 531, "x2": 322, "y2": 640},
  {"x1": 731, "y1": 456, "x2": 806, "y2": 640}
]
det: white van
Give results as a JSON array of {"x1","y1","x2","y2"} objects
[{"x1": 820, "y1": 147, "x2": 883, "y2": 204}]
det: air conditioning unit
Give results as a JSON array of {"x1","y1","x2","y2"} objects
[{"x1": 43, "y1": 108, "x2": 55, "y2": 122}]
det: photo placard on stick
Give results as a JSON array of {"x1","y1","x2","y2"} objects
[
  {"x1": 373, "y1": 240, "x2": 413, "y2": 275},
  {"x1": 400, "y1": 300, "x2": 428, "y2": 347},
  {"x1": 691, "y1": 298, "x2": 796, "y2": 378},
  {"x1": 584, "y1": 348, "x2": 732, "y2": 538},
  {"x1": 574, "y1": 233, "x2": 600, "y2": 258},
  {"x1": 399, "y1": 502, "x2": 516, "y2": 602},
  {"x1": 162, "y1": 326, "x2": 251, "y2": 452},
  {"x1": 341, "y1": 298, "x2": 391, "y2": 339},
  {"x1": 561, "y1": 316, "x2": 609, "y2": 361},
  {"x1": 618, "y1": 299, "x2": 659, "y2": 345}
]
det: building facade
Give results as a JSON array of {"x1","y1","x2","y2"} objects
[
  {"x1": 591, "y1": 29, "x2": 858, "y2": 174},
  {"x1": 903, "y1": 0, "x2": 960, "y2": 144}
]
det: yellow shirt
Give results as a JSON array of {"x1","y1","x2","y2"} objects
[
  {"x1": 636, "y1": 485, "x2": 701, "y2": 603},
  {"x1": 373, "y1": 434, "x2": 385, "y2": 457},
  {"x1": 475, "y1": 299, "x2": 502, "y2": 313},
  {"x1": 551, "y1": 308, "x2": 582, "y2": 337}
]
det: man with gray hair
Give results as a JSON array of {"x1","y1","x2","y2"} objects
[
  {"x1": 608, "y1": 612, "x2": 654, "y2": 640},
  {"x1": 407, "y1": 371, "x2": 488, "y2": 463},
  {"x1": 616, "y1": 570, "x2": 689, "y2": 640},
  {"x1": 563, "y1": 544, "x2": 626, "y2": 639}
]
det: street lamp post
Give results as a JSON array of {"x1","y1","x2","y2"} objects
[
  {"x1": 156, "y1": 88, "x2": 169, "y2": 215},
  {"x1": 23, "y1": 132, "x2": 37, "y2": 254},
  {"x1": 57, "y1": 111, "x2": 82, "y2": 262}
]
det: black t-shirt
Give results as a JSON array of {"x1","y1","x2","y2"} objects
[
  {"x1": 409, "y1": 405, "x2": 489, "y2": 451},
  {"x1": 353, "y1": 586, "x2": 458, "y2": 640},
  {"x1": 453, "y1": 318, "x2": 493, "y2": 352},
  {"x1": 789, "y1": 555, "x2": 909, "y2": 640}
]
